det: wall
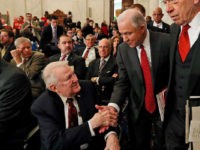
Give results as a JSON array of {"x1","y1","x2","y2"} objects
[{"x1": 0, "y1": 0, "x2": 111, "y2": 27}]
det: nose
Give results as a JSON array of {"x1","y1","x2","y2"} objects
[
  {"x1": 122, "y1": 35, "x2": 128, "y2": 43},
  {"x1": 165, "y1": 3, "x2": 173, "y2": 14}
]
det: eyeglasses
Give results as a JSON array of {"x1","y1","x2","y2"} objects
[{"x1": 162, "y1": 0, "x2": 178, "y2": 4}]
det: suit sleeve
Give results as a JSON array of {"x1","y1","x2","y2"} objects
[{"x1": 110, "y1": 46, "x2": 130, "y2": 107}]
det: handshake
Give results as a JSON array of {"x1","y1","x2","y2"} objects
[{"x1": 90, "y1": 105, "x2": 118, "y2": 133}]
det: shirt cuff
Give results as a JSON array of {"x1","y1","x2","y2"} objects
[
  {"x1": 96, "y1": 77, "x2": 100, "y2": 85},
  {"x1": 88, "y1": 121, "x2": 95, "y2": 136},
  {"x1": 104, "y1": 131, "x2": 117, "y2": 141},
  {"x1": 17, "y1": 62, "x2": 23, "y2": 67},
  {"x1": 108, "y1": 103, "x2": 120, "y2": 113}
]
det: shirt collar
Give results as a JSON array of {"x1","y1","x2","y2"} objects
[
  {"x1": 188, "y1": 12, "x2": 200, "y2": 29},
  {"x1": 101, "y1": 55, "x2": 110, "y2": 62}
]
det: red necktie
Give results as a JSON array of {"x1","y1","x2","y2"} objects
[
  {"x1": 83, "y1": 48, "x2": 90, "y2": 59},
  {"x1": 178, "y1": 24, "x2": 190, "y2": 62},
  {"x1": 67, "y1": 98, "x2": 78, "y2": 128},
  {"x1": 140, "y1": 45, "x2": 156, "y2": 113}
]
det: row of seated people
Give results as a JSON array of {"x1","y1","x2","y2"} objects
[{"x1": 0, "y1": 33, "x2": 123, "y2": 149}]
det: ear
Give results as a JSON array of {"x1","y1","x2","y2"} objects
[
  {"x1": 194, "y1": 0, "x2": 200, "y2": 4},
  {"x1": 49, "y1": 84, "x2": 57, "y2": 92}
]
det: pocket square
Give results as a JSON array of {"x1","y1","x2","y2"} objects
[{"x1": 106, "y1": 71, "x2": 111, "y2": 73}]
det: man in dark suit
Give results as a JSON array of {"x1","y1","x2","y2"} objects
[
  {"x1": 74, "y1": 34, "x2": 99, "y2": 67},
  {"x1": 49, "y1": 35, "x2": 86, "y2": 79},
  {"x1": 86, "y1": 38, "x2": 118, "y2": 105},
  {"x1": 40, "y1": 15, "x2": 64, "y2": 57},
  {"x1": 0, "y1": 53, "x2": 36, "y2": 150},
  {"x1": 148, "y1": 7, "x2": 170, "y2": 33},
  {"x1": 163, "y1": 1, "x2": 200, "y2": 150},
  {"x1": 0, "y1": 29, "x2": 15, "y2": 62},
  {"x1": 98, "y1": 8, "x2": 170, "y2": 150},
  {"x1": 31, "y1": 61, "x2": 120, "y2": 150}
]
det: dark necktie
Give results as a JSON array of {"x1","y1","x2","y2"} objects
[
  {"x1": 140, "y1": 45, "x2": 156, "y2": 113},
  {"x1": 99, "y1": 59, "x2": 106, "y2": 73},
  {"x1": 83, "y1": 48, "x2": 90, "y2": 59},
  {"x1": 178, "y1": 24, "x2": 190, "y2": 62},
  {"x1": 61, "y1": 54, "x2": 67, "y2": 61},
  {"x1": 67, "y1": 98, "x2": 78, "y2": 128}
]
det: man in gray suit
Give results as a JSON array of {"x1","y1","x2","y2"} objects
[{"x1": 98, "y1": 8, "x2": 170, "y2": 150}]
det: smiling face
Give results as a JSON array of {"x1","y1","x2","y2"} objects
[{"x1": 54, "y1": 66, "x2": 81, "y2": 97}]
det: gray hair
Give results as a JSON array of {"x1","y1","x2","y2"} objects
[
  {"x1": 117, "y1": 8, "x2": 146, "y2": 28},
  {"x1": 98, "y1": 38, "x2": 112, "y2": 49},
  {"x1": 14, "y1": 37, "x2": 31, "y2": 47},
  {"x1": 42, "y1": 61, "x2": 69, "y2": 89}
]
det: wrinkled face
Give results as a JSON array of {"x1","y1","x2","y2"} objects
[
  {"x1": 0, "y1": 31, "x2": 9, "y2": 45},
  {"x1": 118, "y1": 19, "x2": 145, "y2": 48},
  {"x1": 85, "y1": 36, "x2": 95, "y2": 48},
  {"x1": 164, "y1": 0, "x2": 196, "y2": 25},
  {"x1": 55, "y1": 66, "x2": 81, "y2": 97},
  {"x1": 51, "y1": 19, "x2": 58, "y2": 28},
  {"x1": 58, "y1": 36, "x2": 73, "y2": 54},
  {"x1": 17, "y1": 41, "x2": 32, "y2": 58},
  {"x1": 98, "y1": 40, "x2": 111, "y2": 58},
  {"x1": 153, "y1": 9, "x2": 163, "y2": 24}
]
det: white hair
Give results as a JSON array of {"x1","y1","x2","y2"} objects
[
  {"x1": 117, "y1": 8, "x2": 146, "y2": 28},
  {"x1": 42, "y1": 61, "x2": 69, "y2": 89}
]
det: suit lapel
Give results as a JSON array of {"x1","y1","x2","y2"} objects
[
  {"x1": 75, "y1": 94, "x2": 87, "y2": 122},
  {"x1": 127, "y1": 46, "x2": 143, "y2": 83},
  {"x1": 149, "y1": 31, "x2": 160, "y2": 85}
]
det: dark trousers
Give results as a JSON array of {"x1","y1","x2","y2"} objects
[
  {"x1": 127, "y1": 108, "x2": 165, "y2": 150},
  {"x1": 165, "y1": 110, "x2": 189, "y2": 150}
]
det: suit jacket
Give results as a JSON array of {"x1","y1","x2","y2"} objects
[
  {"x1": 11, "y1": 51, "x2": 47, "y2": 99},
  {"x1": 40, "y1": 24, "x2": 64, "y2": 49},
  {"x1": 31, "y1": 81, "x2": 105, "y2": 150},
  {"x1": 148, "y1": 21, "x2": 170, "y2": 33},
  {"x1": 74, "y1": 46, "x2": 100, "y2": 59},
  {"x1": 49, "y1": 52, "x2": 86, "y2": 79},
  {"x1": 86, "y1": 55, "x2": 118, "y2": 104},
  {"x1": 2, "y1": 42, "x2": 15, "y2": 62},
  {"x1": 164, "y1": 23, "x2": 200, "y2": 124},
  {"x1": 0, "y1": 60, "x2": 36, "y2": 148},
  {"x1": 110, "y1": 31, "x2": 170, "y2": 124}
]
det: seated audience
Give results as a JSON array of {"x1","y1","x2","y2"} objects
[
  {"x1": 31, "y1": 61, "x2": 120, "y2": 150},
  {"x1": 49, "y1": 35, "x2": 86, "y2": 79},
  {"x1": 11, "y1": 37, "x2": 47, "y2": 99},
  {"x1": 85, "y1": 38, "x2": 118, "y2": 105}
]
